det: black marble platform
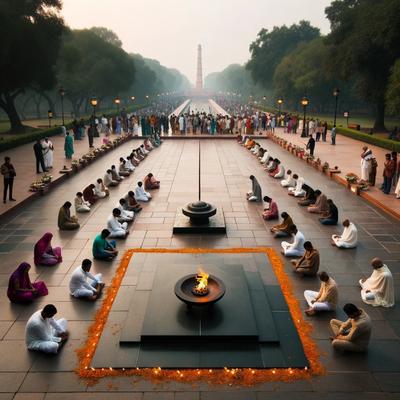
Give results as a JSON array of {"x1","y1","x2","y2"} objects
[
  {"x1": 172, "y1": 207, "x2": 226, "y2": 234},
  {"x1": 91, "y1": 252, "x2": 308, "y2": 369}
]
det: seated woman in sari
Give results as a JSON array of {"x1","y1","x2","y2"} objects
[
  {"x1": 34, "y1": 232, "x2": 62, "y2": 266},
  {"x1": 144, "y1": 173, "x2": 160, "y2": 190},
  {"x1": 58, "y1": 202, "x2": 80, "y2": 230},
  {"x1": 7, "y1": 262, "x2": 48, "y2": 303},
  {"x1": 92, "y1": 229, "x2": 118, "y2": 261}
]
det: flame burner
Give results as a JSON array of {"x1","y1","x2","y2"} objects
[{"x1": 174, "y1": 274, "x2": 226, "y2": 308}]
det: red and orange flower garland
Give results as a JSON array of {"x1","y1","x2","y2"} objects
[{"x1": 76, "y1": 247, "x2": 325, "y2": 386}]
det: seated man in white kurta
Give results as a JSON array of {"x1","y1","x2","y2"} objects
[
  {"x1": 332, "y1": 220, "x2": 358, "y2": 249},
  {"x1": 104, "y1": 169, "x2": 119, "y2": 187},
  {"x1": 117, "y1": 199, "x2": 135, "y2": 222},
  {"x1": 281, "y1": 224, "x2": 306, "y2": 257},
  {"x1": 135, "y1": 181, "x2": 152, "y2": 202},
  {"x1": 69, "y1": 259, "x2": 104, "y2": 301},
  {"x1": 360, "y1": 258, "x2": 394, "y2": 307},
  {"x1": 94, "y1": 178, "x2": 109, "y2": 198},
  {"x1": 273, "y1": 163, "x2": 285, "y2": 179},
  {"x1": 281, "y1": 170, "x2": 296, "y2": 188},
  {"x1": 260, "y1": 150, "x2": 270, "y2": 164},
  {"x1": 288, "y1": 175, "x2": 306, "y2": 197},
  {"x1": 107, "y1": 208, "x2": 129, "y2": 238},
  {"x1": 25, "y1": 304, "x2": 68, "y2": 354}
]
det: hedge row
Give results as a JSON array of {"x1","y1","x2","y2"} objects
[
  {"x1": 331, "y1": 125, "x2": 400, "y2": 152},
  {"x1": 0, "y1": 103, "x2": 146, "y2": 153}
]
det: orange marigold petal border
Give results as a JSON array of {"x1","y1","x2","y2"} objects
[{"x1": 76, "y1": 247, "x2": 325, "y2": 386}]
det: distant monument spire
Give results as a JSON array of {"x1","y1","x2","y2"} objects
[{"x1": 196, "y1": 44, "x2": 203, "y2": 90}]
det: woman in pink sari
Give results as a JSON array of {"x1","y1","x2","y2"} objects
[
  {"x1": 7, "y1": 262, "x2": 48, "y2": 303},
  {"x1": 34, "y1": 232, "x2": 62, "y2": 266}
]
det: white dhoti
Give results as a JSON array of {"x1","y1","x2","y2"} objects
[
  {"x1": 72, "y1": 273, "x2": 102, "y2": 298},
  {"x1": 281, "y1": 242, "x2": 304, "y2": 257},
  {"x1": 28, "y1": 318, "x2": 68, "y2": 354},
  {"x1": 76, "y1": 204, "x2": 91, "y2": 213},
  {"x1": 332, "y1": 235, "x2": 356, "y2": 249},
  {"x1": 109, "y1": 222, "x2": 128, "y2": 238},
  {"x1": 304, "y1": 290, "x2": 332, "y2": 311}
]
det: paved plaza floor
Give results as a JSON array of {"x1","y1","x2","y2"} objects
[{"x1": 0, "y1": 138, "x2": 399, "y2": 399}]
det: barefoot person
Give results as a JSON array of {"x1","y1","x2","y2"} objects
[
  {"x1": 290, "y1": 241, "x2": 319, "y2": 276},
  {"x1": 25, "y1": 304, "x2": 69, "y2": 354},
  {"x1": 69, "y1": 259, "x2": 104, "y2": 301},
  {"x1": 247, "y1": 175, "x2": 262, "y2": 202},
  {"x1": 92, "y1": 229, "x2": 118, "y2": 260},
  {"x1": 332, "y1": 220, "x2": 358, "y2": 249},
  {"x1": 304, "y1": 271, "x2": 338, "y2": 316}
]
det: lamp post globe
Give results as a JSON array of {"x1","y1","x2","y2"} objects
[
  {"x1": 114, "y1": 96, "x2": 121, "y2": 113},
  {"x1": 301, "y1": 96, "x2": 309, "y2": 137},
  {"x1": 277, "y1": 98, "x2": 283, "y2": 115},
  {"x1": 90, "y1": 96, "x2": 98, "y2": 120}
]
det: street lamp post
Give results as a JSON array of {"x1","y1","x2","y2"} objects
[
  {"x1": 114, "y1": 96, "x2": 121, "y2": 114},
  {"x1": 90, "y1": 96, "x2": 98, "y2": 120},
  {"x1": 333, "y1": 88, "x2": 340, "y2": 127},
  {"x1": 59, "y1": 88, "x2": 65, "y2": 126},
  {"x1": 277, "y1": 98, "x2": 283, "y2": 115},
  {"x1": 48, "y1": 110, "x2": 53, "y2": 128},
  {"x1": 262, "y1": 95, "x2": 266, "y2": 109},
  {"x1": 131, "y1": 96, "x2": 135, "y2": 102},
  {"x1": 301, "y1": 96, "x2": 309, "y2": 137}
]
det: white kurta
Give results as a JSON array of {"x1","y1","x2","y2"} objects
[
  {"x1": 360, "y1": 150, "x2": 373, "y2": 181},
  {"x1": 125, "y1": 159, "x2": 135, "y2": 172},
  {"x1": 25, "y1": 310, "x2": 67, "y2": 354},
  {"x1": 107, "y1": 215, "x2": 128, "y2": 238},
  {"x1": 43, "y1": 140, "x2": 54, "y2": 168},
  {"x1": 74, "y1": 196, "x2": 90, "y2": 213},
  {"x1": 360, "y1": 265, "x2": 395, "y2": 307},
  {"x1": 69, "y1": 266, "x2": 102, "y2": 298},
  {"x1": 104, "y1": 173, "x2": 117, "y2": 187},
  {"x1": 274, "y1": 165, "x2": 285, "y2": 179},
  {"x1": 281, "y1": 231, "x2": 305, "y2": 257},
  {"x1": 289, "y1": 177, "x2": 306, "y2": 197},
  {"x1": 281, "y1": 174, "x2": 295, "y2": 188},
  {"x1": 332, "y1": 222, "x2": 358, "y2": 248},
  {"x1": 117, "y1": 204, "x2": 134, "y2": 222},
  {"x1": 135, "y1": 186, "x2": 151, "y2": 202},
  {"x1": 94, "y1": 182, "x2": 107, "y2": 198}
]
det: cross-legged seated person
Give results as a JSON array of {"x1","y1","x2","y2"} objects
[
  {"x1": 298, "y1": 185, "x2": 315, "y2": 206},
  {"x1": 304, "y1": 271, "x2": 338, "y2": 316},
  {"x1": 332, "y1": 219, "x2": 358, "y2": 248},
  {"x1": 262, "y1": 196, "x2": 279, "y2": 220},
  {"x1": 270, "y1": 212, "x2": 294, "y2": 237},
  {"x1": 74, "y1": 192, "x2": 91, "y2": 213},
  {"x1": 58, "y1": 202, "x2": 80, "y2": 230},
  {"x1": 94, "y1": 178, "x2": 109, "y2": 198},
  {"x1": 281, "y1": 170, "x2": 295, "y2": 188},
  {"x1": 272, "y1": 161, "x2": 285, "y2": 179},
  {"x1": 104, "y1": 169, "x2": 119, "y2": 187},
  {"x1": 25, "y1": 304, "x2": 69, "y2": 354},
  {"x1": 144, "y1": 173, "x2": 160, "y2": 190},
  {"x1": 34, "y1": 232, "x2": 62, "y2": 266},
  {"x1": 247, "y1": 175, "x2": 262, "y2": 202},
  {"x1": 359, "y1": 257, "x2": 394, "y2": 307},
  {"x1": 111, "y1": 165, "x2": 124, "y2": 182},
  {"x1": 107, "y1": 208, "x2": 129, "y2": 238},
  {"x1": 319, "y1": 199, "x2": 338, "y2": 225},
  {"x1": 69, "y1": 259, "x2": 104, "y2": 301},
  {"x1": 7, "y1": 262, "x2": 48, "y2": 303},
  {"x1": 288, "y1": 175, "x2": 306, "y2": 197},
  {"x1": 135, "y1": 181, "x2": 151, "y2": 201},
  {"x1": 124, "y1": 191, "x2": 142, "y2": 212},
  {"x1": 92, "y1": 229, "x2": 118, "y2": 260},
  {"x1": 330, "y1": 303, "x2": 372, "y2": 353},
  {"x1": 281, "y1": 225, "x2": 306, "y2": 257},
  {"x1": 307, "y1": 190, "x2": 328, "y2": 214},
  {"x1": 83, "y1": 184, "x2": 98, "y2": 205},
  {"x1": 119, "y1": 158, "x2": 131, "y2": 177},
  {"x1": 291, "y1": 241, "x2": 320, "y2": 276},
  {"x1": 117, "y1": 199, "x2": 135, "y2": 222}
]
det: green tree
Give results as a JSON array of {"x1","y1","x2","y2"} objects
[
  {"x1": 246, "y1": 21, "x2": 320, "y2": 88},
  {"x1": 385, "y1": 59, "x2": 400, "y2": 116},
  {"x1": 0, "y1": 0, "x2": 65, "y2": 131},
  {"x1": 325, "y1": 0, "x2": 400, "y2": 130},
  {"x1": 90, "y1": 27, "x2": 122, "y2": 47},
  {"x1": 56, "y1": 29, "x2": 135, "y2": 116}
]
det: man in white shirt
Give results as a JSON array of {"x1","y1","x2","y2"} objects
[
  {"x1": 107, "y1": 208, "x2": 129, "y2": 238},
  {"x1": 69, "y1": 259, "x2": 104, "y2": 301},
  {"x1": 117, "y1": 199, "x2": 135, "y2": 222},
  {"x1": 281, "y1": 170, "x2": 295, "y2": 188},
  {"x1": 281, "y1": 224, "x2": 306, "y2": 257},
  {"x1": 104, "y1": 169, "x2": 118, "y2": 187},
  {"x1": 288, "y1": 175, "x2": 306, "y2": 197},
  {"x1": 25, "y1": 304, "x2": 68, "y2": 354},
  {"x1": 135, "y1": 181, "x2": 151, "y2": 202}
]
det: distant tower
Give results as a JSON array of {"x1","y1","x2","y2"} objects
[{"x1": 196, "y1": 44, "x2": 203, "y2": 90}]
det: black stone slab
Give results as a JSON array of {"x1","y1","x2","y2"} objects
[
  {"x1": 173, "y1": 207, "x2": 226, "y2": 234},
  {"x1": 139, "y1": 264, "x2": 259, "y2": 341}
]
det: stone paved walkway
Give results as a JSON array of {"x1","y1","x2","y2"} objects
[
  {"x1": 0, "y1": 139, "x2": 398, "y2": 399},
  {"x1": 272, "y1": 127, "x2": 400, "y2": 219}
]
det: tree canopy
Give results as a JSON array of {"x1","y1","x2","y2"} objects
[{"x1": 0, "y1": 0, "x2": 65, "y2": 130}]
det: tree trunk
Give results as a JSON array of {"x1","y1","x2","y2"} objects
[
  {"x1": 0, "y1": 92, "x2": 24, "y2": 132},
  {"x1": 373, "y1": 100, "x2": 386, "y2": 132}
]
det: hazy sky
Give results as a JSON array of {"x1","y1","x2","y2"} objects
[{"x1": 62, "y1": 0, "x2": 332, "y2": 84}]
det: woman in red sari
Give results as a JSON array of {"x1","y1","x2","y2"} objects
[
  {"x1": 34, "y1": 232, "x2": 62, "y2": 266},
  {"x1": 7, "y1": 262, "x2": 48, "y2": 303}
]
